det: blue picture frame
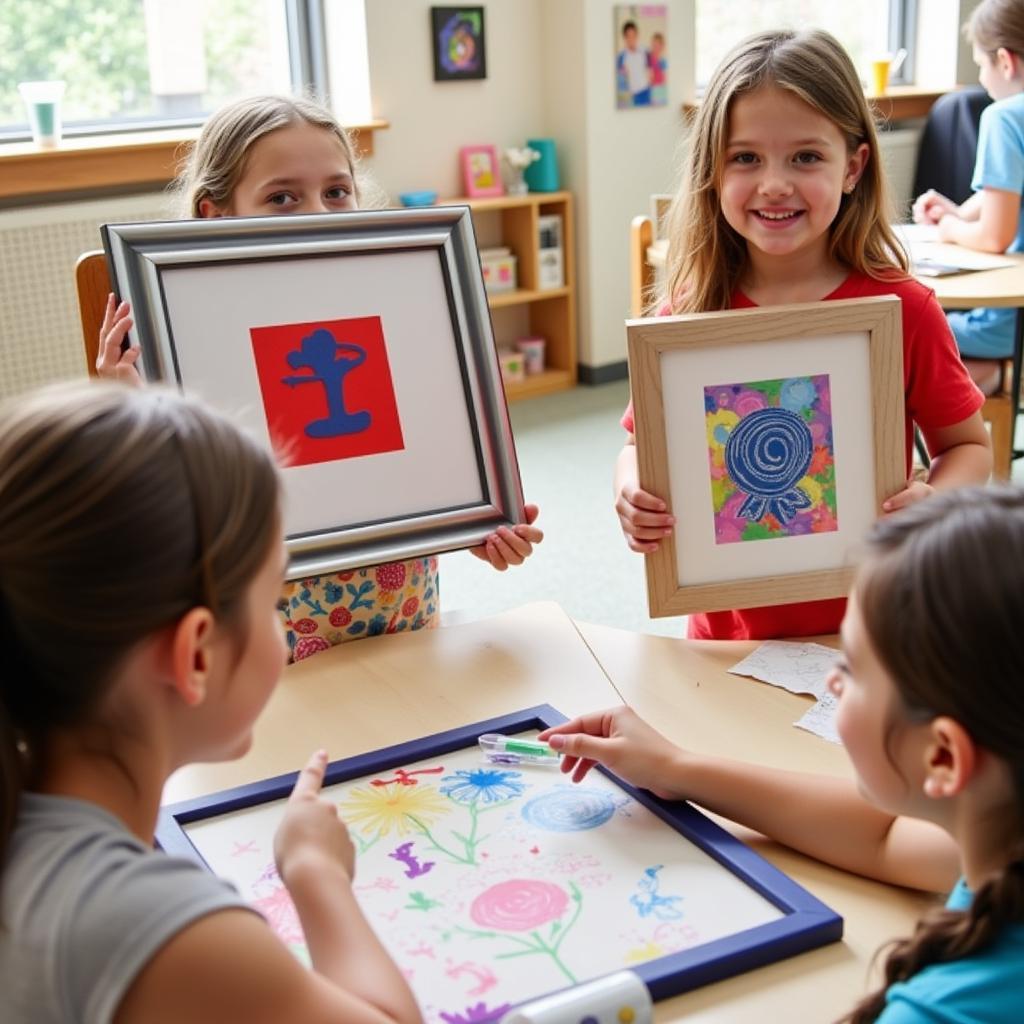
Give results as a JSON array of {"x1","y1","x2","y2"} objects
[{"x1": 157, "y1": 704, "x2": 841, "y2": 1010}]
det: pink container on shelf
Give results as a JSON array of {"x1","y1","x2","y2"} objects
[{"x1": 515, "y1": 336, "x2": 546, "y2": 375}]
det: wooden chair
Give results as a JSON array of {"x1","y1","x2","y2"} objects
[
  {"x1": 75, "y1": 250, "x2": 111, "y2": 377},
  {"x1": 971, "y1": 354, "x2": 1018, "y2": 481},
  {"x1": 629, "y1": 214, "x2": 655, "y2": 318}
]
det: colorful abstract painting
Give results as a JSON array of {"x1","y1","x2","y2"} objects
[
  {"x1": 184, "y1": 740, "x2": 780, "y2": 1023},
  {"x1": 705, "y1": 375, "x2": 838, "y2": 545}
]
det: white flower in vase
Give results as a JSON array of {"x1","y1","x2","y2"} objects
[{"x1": 503, "y1": 146, "x2": 540, "y2": 194}]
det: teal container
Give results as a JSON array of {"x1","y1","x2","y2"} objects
[{"x1": 524, "y1": 138, "x2": 559, "y2": 192}]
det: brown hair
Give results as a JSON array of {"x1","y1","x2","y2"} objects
[
  {"x1": 660, "y1": 29, "x2": 908, "y2": 315},
  {"x1": 171, "y1": 94, "x2": 370, "y2": 217},
  {"x1": 0, "y1": 382, "x2": 280, "y2": 859},
  {"x1": 967, "y1": 0, "x2": 1024, "y2": 57},
  {"x1": 840, "y1": 486, "x2": 1024, "y2": 1022}
]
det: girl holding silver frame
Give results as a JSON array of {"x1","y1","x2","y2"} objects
[{"x1": 98, "y1": 95, "x2": 543, "y2": 661}]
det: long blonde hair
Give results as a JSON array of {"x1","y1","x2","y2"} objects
[
  {"x1": 172, "y1": 94, "x2": 369, "y2": 217},
  {"x1": 661, "y1": 29, "x2": 908, "y2": 314}
]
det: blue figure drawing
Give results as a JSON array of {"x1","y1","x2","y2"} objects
[
  {"x1": 280, "y1": 327, "x2": 371, "y2": 438},
  {"x1": 629, "y1": 865, "x2": 683, "y2": 921},
  {"x1": 725, "y1": 406, "x2": 813, "y2": 525}
]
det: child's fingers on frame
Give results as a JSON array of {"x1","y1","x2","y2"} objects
[{"x1": 622, "y1": 485, "x2": 667, "y2": 512}]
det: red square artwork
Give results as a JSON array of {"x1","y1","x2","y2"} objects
[{"x1": 250, "y1": 316, "x2": 404, "y2": 467}]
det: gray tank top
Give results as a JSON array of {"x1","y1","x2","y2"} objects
[{"x1": 0, "y1": 792, "x2": 253, "y2": 1023}]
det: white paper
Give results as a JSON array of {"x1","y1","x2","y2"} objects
[
  {"x1": 795, "y1": 692, "x2": 841, "y2": 745},
  {"x1": 728, "y1": 641, "x2": 841, "y2": 743}
]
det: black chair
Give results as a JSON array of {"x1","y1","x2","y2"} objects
[
  {"x1": 911, "y1": 85, "x2": 1021, "y2": 479},
  {"x1": 912, "y1": 85, "x2": 992, "y2": 204}
]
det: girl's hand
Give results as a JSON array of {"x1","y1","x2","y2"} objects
[
  {"x1": 274, "y1": 750, "x2": 355, "y2": 883},
  {"x1": 96, "y1": 293, "x2": 142, "y2": 386},
  {"x1": 616, "y1": 482, "x2": 674, "y2": 553},
  {"x1": 936, "y1": 213, "x2": 962, "y2": 244},
  {"x1": 469, "y1": 503, "x2": 543, "y2": 570},
  {"x1": 881, "y1": 479, "x2": 934, "y2": 514},
  {"x1": 912, "y1": 189, "x2": 957, "y2": 225},
  {"x1": 538, "y1": 706, "x2": 687, "y2": 799}
]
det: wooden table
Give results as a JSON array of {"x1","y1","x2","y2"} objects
[{"x1": 165, "y1": 603, "x2": 934, "y2": 1023}]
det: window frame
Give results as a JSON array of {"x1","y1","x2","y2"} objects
[{"x1": 0, "y1": 0, "x2": 331, "y2": 144}]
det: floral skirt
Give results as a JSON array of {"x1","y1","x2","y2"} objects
[{"x1": 279, "y1": 557, "x2": 440, "y2": 662}]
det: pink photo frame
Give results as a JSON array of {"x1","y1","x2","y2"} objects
[{"x1": 460, "y1": 143, "x2": 504, "y2": 198}]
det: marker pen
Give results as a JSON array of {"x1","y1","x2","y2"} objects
[{"x1": 478, "y1": 732, "x2": 561, "y2": 767}]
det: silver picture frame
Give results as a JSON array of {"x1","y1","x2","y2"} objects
[{"x1": 102, "y1": 206, "x2": 525, "y2": 578}]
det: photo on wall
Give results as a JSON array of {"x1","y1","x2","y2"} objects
[
  {"x1": 431, "y1": 6, "x2": 487, "y2": 81},
  {"x1": 614, "y1": 4, "x2": 668, "y2": 109}
]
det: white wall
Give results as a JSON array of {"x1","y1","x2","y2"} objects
[
  {"x1": 364, "y1": 0, "x2": 547, "y2": 200},
  {"x1": 362, "y1": 0, "x2": 693, "y2": 371}
]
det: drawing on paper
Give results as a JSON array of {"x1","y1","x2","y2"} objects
[
  {"x1": 705, "y1": 375, "x2": 838, "y2": 544},
  {"x1": 182, "y1": 740, "x2": 782, "y2": 1023}
]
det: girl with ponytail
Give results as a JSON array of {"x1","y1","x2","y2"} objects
[
  {"x1": 541, "y1": 486, "x2": 1024, "y2": 1021},
  {"x1": 0, "y1": 382, "x2": 420, "y2": 1023}
]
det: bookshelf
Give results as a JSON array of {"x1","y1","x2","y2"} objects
[{"x1": 445, "y1": 190, "x2": 577, "y2": 402}]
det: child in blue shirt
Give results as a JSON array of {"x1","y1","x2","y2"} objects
[
  {"x1": 914, "y1": 0, "x2": 1024, "y2": 361},
  {"x1": 542, "y1": 485, "x2": 1024, "y2": 1023}
]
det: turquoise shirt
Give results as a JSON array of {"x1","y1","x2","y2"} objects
[
  {"x1": 879, "y1": 878, "x2": 1024, "y2": 1022},
  {"x1": 948, "y1": 92, "x2": 1024, "y2": 359}
]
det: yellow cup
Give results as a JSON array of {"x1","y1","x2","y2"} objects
[{"x1": 869, "y1": 56, "x2": 892, "y2": 97}]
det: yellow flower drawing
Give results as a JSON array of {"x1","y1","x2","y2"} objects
[{"x1": 339, "y1": 784, "x2": 450, "y2": 838}]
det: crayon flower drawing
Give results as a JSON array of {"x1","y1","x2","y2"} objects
[
  {"x1": 340, "y1": 767, "x2": 527, "y2": 864},
  {"x1": 457, "y1": 879, "x2": 584, "y2": 984},
  {"x1": 178, "y1": 737, "x2": 789, "y2": 1023},
  {"x1": 705, "y1": 375, "x2": 838, "y2": 544}
]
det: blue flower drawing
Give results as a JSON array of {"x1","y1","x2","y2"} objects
[{"x1": 440, "y1": 768, "x2": 526, "y2": 805}]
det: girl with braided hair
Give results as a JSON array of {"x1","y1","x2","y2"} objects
[{"x1": 542, "y1": 485, "x2": 1024, "y2": 1021}]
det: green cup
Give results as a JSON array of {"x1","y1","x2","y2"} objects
[{"x1": 18, "y1": 81, "x2": 65, "y2": 147}]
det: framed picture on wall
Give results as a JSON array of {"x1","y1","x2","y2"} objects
[
  {"x1": 627, "y1": 296, "x2": 905, "y2": 618},
  {"x1": 431, "y1": 6, "x2": 487, "y2": 81},
  {"x1": 460, "y1": 144, "x2": 504, "y2": 198},
  {"x1": 614, "y1": 4, "x2": 668, "y2": 109},
  {"x1": 102, "y1": 207, "x2": 526, "y2": 579},
  {"x1": 157, "y1": 704, "x2": 842, "y2": 1018}
]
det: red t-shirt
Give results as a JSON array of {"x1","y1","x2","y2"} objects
[{"x1": 620, "y1": 272, "x2": 985, "y2": 641}]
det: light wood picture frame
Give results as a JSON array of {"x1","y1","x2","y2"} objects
[
  {"x1": 102, "y1": 207, "x2": 525, "y2": 579},
  {"x1": 627, "y1": 296, "x2": 905, "y2": 618}
]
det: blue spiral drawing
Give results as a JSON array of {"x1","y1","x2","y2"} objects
[{"x1": 725, "y1": 407, "x2": 814, "y2": 525}]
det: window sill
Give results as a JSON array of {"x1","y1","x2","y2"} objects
[
  {"x1": 682, "y1": 86, "x2": 949, "y2": 124},
  {"x1": 0, "y1": 120, "x2": 389, "y2": 203}
]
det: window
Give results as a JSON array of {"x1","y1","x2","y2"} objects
[
  {"x1": 695, "y1": 1, "x2": 916, "y2": 91},
  {"x1": 0, "y1": 0, "x2": 368, "y2": 139}
]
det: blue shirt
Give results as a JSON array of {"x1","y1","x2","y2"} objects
[
  {"x1": 947, "y1": 91, "x2": 1024, "y2": 358},
  {"x1": 878, "y1": 877, "x2": 1024, "y2": 1022}
]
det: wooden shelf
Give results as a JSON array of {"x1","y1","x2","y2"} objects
[
  {"x1": 503, "y1": 368, "x2": 576, "y2": 401},
  {"x1": 487, "y1": 285, "x2": 570, "y2": 308},
  {"x1": 0, "y1": 120, "x2": 389, "y2": 203},
  {"x1": 447, "y1": 191, "x2": 577, "y2": 404}
]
